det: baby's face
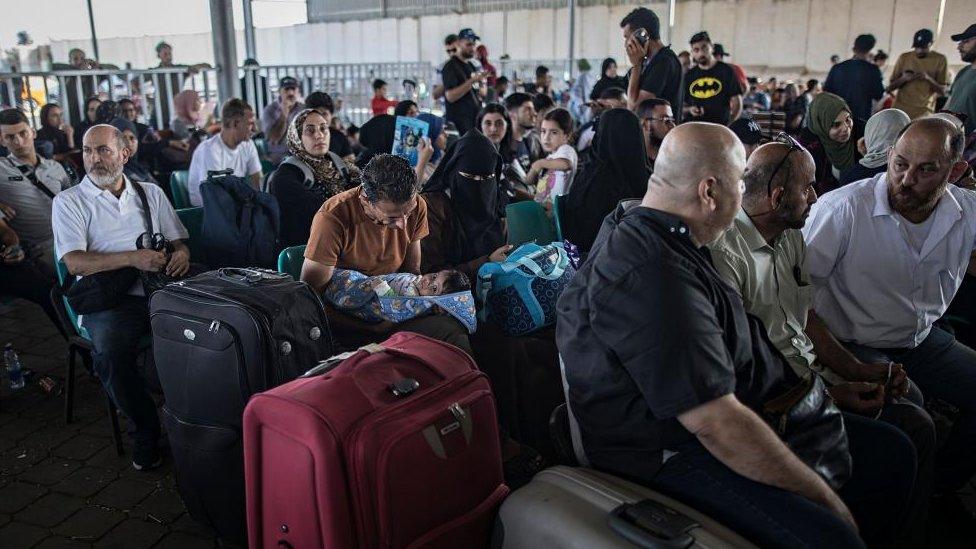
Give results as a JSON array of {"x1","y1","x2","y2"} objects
[{"x1": 417, "y1": 272, "x2": 450, "y2": 296}]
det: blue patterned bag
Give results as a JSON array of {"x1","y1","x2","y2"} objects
[{"x1": 476, "y1": 242, "x2": 576, "y2": 336}]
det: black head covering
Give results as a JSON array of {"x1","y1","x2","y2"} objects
[
  {"x1": 356, "y1": 114, "x2": 396, "y2": 167},
  {"x1": 95, "y1": 100, "x2": 119, "y2": 124},
  {"x1": 562, "y1": 108, "x2": 650, "y2": 252},
  {"x1": 423, "y1": 130, "x2": 507, "y2": 263}
]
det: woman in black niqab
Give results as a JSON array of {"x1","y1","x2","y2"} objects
[
  {"x1": 421, "y1": 130, "x2": 509, "y2": 276},
  {"x1": 561, "y1": 108, "x2": 650, "y2": 253}
]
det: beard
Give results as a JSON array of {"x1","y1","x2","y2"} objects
[
  {"x1": 963, "y1": 48, "x2": 976, "y2": 63},
  {"x1": 87, "y1": 162, "x2": 123, "y2": 188},
  {"x1": 460, "y1": 49, "x2": 474, "y2": 60},
  {"x1": 888, "y1": 181, "x2": 946, "y2": 220}
]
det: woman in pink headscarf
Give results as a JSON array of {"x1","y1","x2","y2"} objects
[
  {"x1": 476, "y1": 44, "x2": 498, "y2": 87},
  {"x1": 170, "y1": 90, "x2": 203, "y2": 139}
]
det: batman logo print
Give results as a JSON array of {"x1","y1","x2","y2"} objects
[{"x1": 689, "y1": 77, "x2": 722, "y2": 99}]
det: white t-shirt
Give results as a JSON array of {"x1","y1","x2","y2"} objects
[
  {"x1": 52, "y1": 175, "x2": 189, "y2": 296},
  {"x1": 535, "y1": 144, "x2": 578, "y2": 203},
  {"x1": 187, "y1": 134, "x2": 262, "y2": 206}
]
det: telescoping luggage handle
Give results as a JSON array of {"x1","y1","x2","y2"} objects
[
  {"x1": 217, "y1": 267, "x2": 289, "y2": 286},
  {"x1": 607, "y1": 500, "x2": 698, "y2": 549}
]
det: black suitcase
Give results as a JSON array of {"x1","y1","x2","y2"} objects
[{"x1": 149, "y1": 267, "x2": 333, "y2": 544}]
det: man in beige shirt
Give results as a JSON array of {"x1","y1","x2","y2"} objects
[
  {"x1": 888, "y1": 29, "x2": 950, "y2": 119},
  {"x1": 708, "y1": 140, "x2": 935, "y2": 545}
]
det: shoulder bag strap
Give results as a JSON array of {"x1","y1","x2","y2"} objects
[
  {"x1": 7, "y1": 158, "x2": 56, "y2": 200},
  {"x1": 130, "y1": 180, "x2": 155, "y2": 237}
]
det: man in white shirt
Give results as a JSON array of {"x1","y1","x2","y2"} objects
[
  {"x1": 803, "y1": 117, "x2": 976, "y2": 503},
  {"x1": 187, "y1": 98, "x2": 261, "y2": 207},
  {"x1": 53, "y1": 125, "x2": 189, "y2": 471},
  {"x1": 0, "y1": 108, "x2": 73, "y2": 271}
]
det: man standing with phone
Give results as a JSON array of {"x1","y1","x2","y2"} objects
[
  {"x1": 888, "y1": 29, "x2": 950, "y2": 119},
  {"x1": 620, "y1": 7, "x2": 683, "y2": 121},
  {"x1": 442, "y1": 28, "x2": 486, "y2": 136}
]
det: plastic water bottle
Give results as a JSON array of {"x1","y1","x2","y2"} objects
[{"x1": 4, "y1": 343, "x2": 25, "y2": 390}]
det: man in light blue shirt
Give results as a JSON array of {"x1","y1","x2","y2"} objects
[{"x1": 803, "y1": 117, "x2": 976, "y2": 503}]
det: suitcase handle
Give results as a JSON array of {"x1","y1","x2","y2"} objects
[
  {"x1": 217, "y1": 267, "x2": 285, "y2": 286},
  {"x1": 607, "y1": 500, "x2": 697, "y2": 549}
]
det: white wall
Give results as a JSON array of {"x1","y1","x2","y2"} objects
[{"x1": 50, "y1": 0, "x2": 975, "y2": 77}]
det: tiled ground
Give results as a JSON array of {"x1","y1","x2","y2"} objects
[
  {"x1": 0, "y1": 299, "x2": 219, "y2": 548},
  {"x1": 3, "y1": 297, "x2": 976, "y2": 548}
]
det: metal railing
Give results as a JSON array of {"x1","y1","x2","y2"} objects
[{"x1": 0, "y1": 62, "x2": 439, "y2": 131}]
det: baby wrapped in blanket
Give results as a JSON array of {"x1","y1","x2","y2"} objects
[{"x1": 323, "y1": 269, "x2": 477, "y2": 333}]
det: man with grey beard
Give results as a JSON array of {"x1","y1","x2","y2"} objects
[{"x1": 52, "y1": 124, "x2": 190, "y2": 471}]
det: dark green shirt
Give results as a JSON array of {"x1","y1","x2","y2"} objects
[{"x1": 947, "y1": 65, "x2": 976, "y2": 134}]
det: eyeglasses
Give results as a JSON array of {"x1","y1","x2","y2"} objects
[
  {"x1": 766, "y1": 132, "x2": 803, "y2": 197},
  {"x1": 645, "y1": 116, "x2": 676, "y2": 125}
]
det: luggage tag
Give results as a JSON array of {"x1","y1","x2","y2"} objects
[{"x1": 300, "y1": 343, "x2": 386, "y2": 377}]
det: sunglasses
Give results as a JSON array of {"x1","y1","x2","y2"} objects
[{"x1": 766, "y1": 132, "x2": 803, "y2": 197}]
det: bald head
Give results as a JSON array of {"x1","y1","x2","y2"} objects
[
  {"x1": 652, "y1": 122, "x2": 746, "y2": 194},
  {"x1": 897, "y1": 117, "x2": 965, "y2": 163},
  {"x1": 742, "y1": 142, "x2": 816, "y2": 203}
]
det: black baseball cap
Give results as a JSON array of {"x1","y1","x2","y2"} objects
[
  {"x1": 913, "y1": 29, "x2": 934, "y2": 48},
  {"x1": 713, "y1": 44, "x2": 729, "y2": 57},
  {"x1": 729, "y1": 118, "x2": 763, "y2": 146},
  {"x1": 458, "y1": 28, "x2": 480, "y2": 41},
  {"x1": 279, "y1": 76, "x2": 299, "y2": 89},
  {"x1": 951, "y1": 24, "x2": 976, "y2": 42}
]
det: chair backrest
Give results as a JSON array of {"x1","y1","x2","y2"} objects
[
  {"x1": 552, "y1": 194, "x2": 564, "y2": 242},
  {"x1": 170, "y1": 170, "x2": 191, "y2": 209},
  {"x1": 506, "y1": 201, "x2": 557, "y2": 246},
  {"x1": 176, "y1": 207, "x2": 205, "y2": 265},
  {"x1": 277, "y1": 245, "x2": 306, "y2": 280},
  {"x1": 52, "y1": 250, "x2": 90, "y2": 340},
  {"x1": 253, "y1": 137, "x2": 269, "y2": 158}
]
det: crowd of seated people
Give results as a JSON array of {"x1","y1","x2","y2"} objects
[{"x1": 4, "y1": 10, "x2": 976, "y2": 549}]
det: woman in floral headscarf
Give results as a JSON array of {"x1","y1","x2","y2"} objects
[{"x1": 267, "y1": 108, "x2": 361, "y2": 247}]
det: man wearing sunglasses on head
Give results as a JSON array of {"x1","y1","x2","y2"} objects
[
  {"x1": 52, "y1": 124, "x2": 190, "y2": 472},
  {"x1": 709, "y1": 133, "x2": 936, "y2": 545}
]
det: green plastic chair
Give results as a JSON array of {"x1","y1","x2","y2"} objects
[
  {"x1": 51, "y1": 251, "x2": 126, "y2": 454},
  {"x1": 552, "y1": 194, "x2": 564, "y2": 242},
  {"x1": 170, "y1": 170, "x2": 191, "y2": 209},
  {"x1": 506, "y1": 201, "x2": 558, "y2": 246},
  {"x1": 253, "y1": 137, "x2": 269, "y2": 158},
  {"x1": 277, "y1": 245, "x2": 306, "y2": 281},
  {"x1": 176, "y1": 207, "x2": 205, "y2": 265}
]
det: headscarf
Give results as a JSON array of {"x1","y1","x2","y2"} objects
[
  {"x1": 108, "y1": 116, "x2": 137, "y2": 137},
  {"x1": 357, "y1": 114, "x2": 396, "y2": 167},
  {"x1": 860, "y1": 109, "x2": 910, "y2": 169},
  {"x1": 562, "y1": 108, "x2": 650, "y2": 252},
  {"x1": 417, "y1": 112, "x2": 445, "y2": 163},
  {"x1": 601, "y1": 57, "x2": 617, "y2": 77},
  {"x1": 173, "y1": 90, "x2": 200, "y2": 125},
  {"x1": 286, "y1": 109, "x2": 359, "y2": 196},
  {"x1": 423, "y1": 130, "x2": 507, "y2": 263},
  {"x1": 808, "y1": 92, "x2": 858, "y2": 170},
  {"x1": 95, "y1": 100, "x2": 118, "y2": 124},
  {"x1": 40, "y1": 103, "x2": 60, "y2": 130}
]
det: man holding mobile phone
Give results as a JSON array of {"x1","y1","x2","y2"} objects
[
  {"x1": 442, "y1": 28, "x2": 486, "y2": 136},
  {"x1": 683, "y1": 31, "x2": 744, "y2": 125},
  {"x1": 620, "y1": 7, "x2": 683, "y2": 121}
]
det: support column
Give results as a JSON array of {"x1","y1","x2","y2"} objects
[
  {"x1": 210, "y1": 0, "x2": 240, "y2": 104},
  {"x1": 242, "y1": 0, "x2": 257, "y2": 61},
  {"x1": 568, "y1": 0, "x2": 576, "y2": 80},
  {"x1": 87, "y1": 0, "x2": 100, "y2": 60}
]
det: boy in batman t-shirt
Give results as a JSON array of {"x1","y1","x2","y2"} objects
[{"x1": 683, "y1": 32, "x2": 744, "y2": 126}]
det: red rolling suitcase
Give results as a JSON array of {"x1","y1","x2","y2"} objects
[{"x1": 243, "y1": 332, "x2": 509, "y2": 549}]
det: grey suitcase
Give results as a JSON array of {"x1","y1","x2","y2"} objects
[{"x1": 493, "y1": 465, "x2": 757, "y2": 548}]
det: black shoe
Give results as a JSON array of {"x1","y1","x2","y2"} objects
[
  {"x1": 132, "y1": 440, "x2": 162, "y2": 471},
  {"x1": 503, "y1": 445, "x2": 547, "y2": 490}
]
